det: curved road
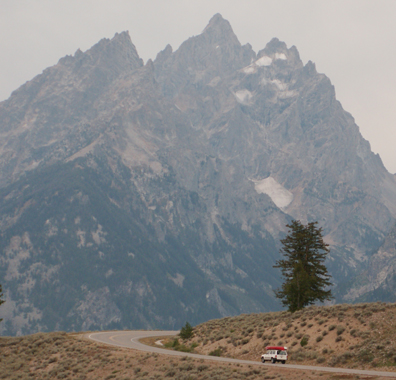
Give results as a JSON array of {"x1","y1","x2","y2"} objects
[{"x1": 88, "y1": 330, "x2": 396, "y2": 378}]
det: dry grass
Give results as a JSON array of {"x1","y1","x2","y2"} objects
[
  {"x1": 0, "y1": 331, "x2": 372, "y2": 380},
  {"x1": 1, "y1": 302, "x2": 396, "y2": 379},
  {"x1": 182, "y1": 301, "x2": 396, "y2": 372}
]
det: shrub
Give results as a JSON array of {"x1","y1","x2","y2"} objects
[
  {"x1": 328, "y1": 325, "x2": 336, "y2": 331},
  {"x1": 336, "y1": 326, "x2": 345, "y2": 336},
  {"x1": 339, "y1": 352, "x2": 354, "y2": 363},
  {"x1": 172, "y1": 339, "x2": 180, "y2": 348},
  {"x1": 316, "y1": 336, "x2": 323, "y2": 343},
  {"x1": 291, "y1": 351, "x2": 307, "y2": 361},
  {"x1": 335, "y1": 336, "x2": 343, "y2": 342},
  {"x1": 209, "y1": 348, "x2": 222, "y2": 357},
  {"x1": 316, "y1": 357, "x2": 326, "y2": 364},
  {"x1": 300, "y1": 336, "x2": 309, "y2": 347},
  {"x1": 179, "y1": 363, "x2": 195, "y2": 371},
  {"x1": 176, "y1": 344, "x2": 195, "y2": 353},
  {"x1": 197, "y1": 365, "x2": 208, "y2": 372},
  {"x1": 328, "y1": 356, "x2": 339, "y2": 367},
  {"x1": 165, "y1": 339, "x2": 179, "y2": 348},
  {"x1": 358, "y1": 349, "x2": 374, "y2": 363}
]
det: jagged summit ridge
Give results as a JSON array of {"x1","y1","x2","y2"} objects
[
  {"x1": 59, "y1": 30, "x2": 143, "y2": 72},
  {"x1": 256, "y1": 37, "x2": 303, "y2": 68},
  {"x1": 170, "y1": 13, "x2": 254, "y2": 71}
]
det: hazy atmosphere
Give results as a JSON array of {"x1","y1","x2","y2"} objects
[{"x1": 1, "y1": 0, "x2": 396, "y2": 172}]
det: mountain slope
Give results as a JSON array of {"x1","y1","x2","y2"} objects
[{"x1": 1, "y1": 14, "x2": 396, "y2": 335}]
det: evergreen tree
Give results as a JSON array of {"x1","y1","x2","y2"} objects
[
  {"x1": 0, "y1": 284, "x2": 4, "y2": 323},
  {"x1": 179, "y1": 322, "x2": 194, "y2": 339},
  {"x1": 274, "y1": 220, "x2": 333, "y2": 312}
]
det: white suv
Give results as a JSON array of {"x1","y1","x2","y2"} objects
[{"x1": 261, "y1": 346, "x2": 288, "y2": 364}]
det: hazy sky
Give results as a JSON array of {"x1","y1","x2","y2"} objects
[{"x1": 1, "y1": 0, "x2": 396, "y2": 172}]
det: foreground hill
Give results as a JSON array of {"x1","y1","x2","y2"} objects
[
  {"x1": 0, "y1": 332, "x2": 359, "y2": 380},
  {"x1": 2, "y1": 303, "x2": 396, "y2": 379},
  {"x1": 1, "y1": 13, "x2": 396, "y2": 335},
  {"x1": 183, "y1": 302, "x2": 396, "y2": 370}
]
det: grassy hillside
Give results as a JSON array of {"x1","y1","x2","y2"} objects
[
  {"x1": 182, "y1": 302, "x2": 396, "y2": 370},
  {"x1": 0, "y1": 331, "x2": 363, "y2": 380},
  {"x1": 2, "y1": 302, "x2": 396, "y2": 379}
]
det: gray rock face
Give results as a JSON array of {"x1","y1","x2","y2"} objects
[
  {"x1": 343, "y1": 223, "x2": 396, "y2": 302},
  {"x1": 1, "y1": 14, "x2": 396, "y2": 335}
]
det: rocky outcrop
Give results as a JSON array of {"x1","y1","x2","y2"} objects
[{"x1": 344, "y1": 224, "x2": 396, "y2": 302}]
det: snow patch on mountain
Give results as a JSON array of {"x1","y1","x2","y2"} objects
[
  {"x1": 252, "y1": 177, "x2": 294, "y2": 209},
  {"x1": 242, "y1": 65, "x2": 256, "y2": 74},
  {"x1": 234, "y1": 89, "x2": 253, "y2": 104},
  {"x1": 242, "y1": 53, "x2": 288, "y2": 75},
  {"x1": 261, "y1": 78, "x2": 297, "y2": 99},
  {"x1": 256, "y1": 56, "x2": 272, "y2": 67},
  {"x1": 274, "y1": 52, "x2": 287, "y2": 60}
]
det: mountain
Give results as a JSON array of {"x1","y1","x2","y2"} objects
[
  {"x1": 343, "y1": 222, "x2": 396, "y2": 303},
  {"x1": 1, "y1": 14, "x2": 396, "y2": 336}
]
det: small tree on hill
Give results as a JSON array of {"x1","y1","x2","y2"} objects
[
  {"x1": 179, "y1": 322, "x2": 194, "y2": 339},
  {"x1": 274, "y1": 220, "x2": 333, "y2": 312},
  {"x1": 0, "y1": 284, "x2": 5, "y2": 323}
]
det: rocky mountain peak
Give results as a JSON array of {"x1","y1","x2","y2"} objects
[
  {"x1": 256, "y1": 37, "x2": 303, "y2": 68},
  {"x1": 58, "y1": 31, "x2": 143, "y2": 72},
  {"x1": 155, "y1": 44, "x2": 173, "y2": 65},
  {"x1": 199, "y1": 13, "x2": 246, "y2": 57},
  {"x1": 1, "y1": 14, "x2": 396, "y2": 336},
  {"x1": 153, "y1": 14, "x2": 255, "y2": 98},
  {"x1": 262, "y1": 37, "x2": 287, "y2": 54},
  {"x1": 78, "y1": 31, "x2": 143, "y2": 72},
  {"x1": 202, "y1": 13, "x2": 236, "y2": 40}
]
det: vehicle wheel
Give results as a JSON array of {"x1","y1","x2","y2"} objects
[
  {"x1": 271, "y1": 358, "x2": 276, "y2": 364},
  {"x1": 282, "y1": 360, "x2": 286, "y2": 364},
  {"x1": 261, "y1": 358, "x2": 265, "y2": 363}
]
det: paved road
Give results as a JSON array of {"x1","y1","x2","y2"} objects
[{"x1": 88, "y1": 330, "x2": 396, "y2": 378}]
